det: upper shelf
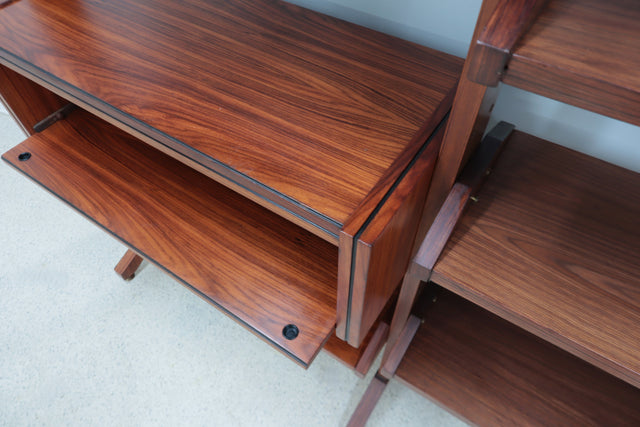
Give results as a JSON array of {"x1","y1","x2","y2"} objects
[
  {"x1": 0, "y1": 0, "x2": 461, "y2": 239},
  {"x1": 471, "y1": 0, "x2": 640, "y2": 127},
  {"x1": 431, "y1": 131, "x2": 640, "y2": 388}
]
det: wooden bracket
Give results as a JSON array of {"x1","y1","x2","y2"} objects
[{"x1": 33, "y1": 103, "x2": 76, "y2": 133}]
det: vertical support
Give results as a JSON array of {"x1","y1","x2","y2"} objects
[
  {"x1": 347, "y1": 374, "x2": 389, "y2": 427},
  {"x1": 380, "y1": 265, "x2": 426, "y2": 364},
  {"x1": 416, "y1": 0, "x2": 502, "y2": 236}
]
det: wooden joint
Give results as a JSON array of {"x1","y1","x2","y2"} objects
[
  {"x1": 33, "y1": 103, "x2": 77, "y2": 133},
  {"x1": 468, "y1": 0, "x2": 550, "y2": 86}
]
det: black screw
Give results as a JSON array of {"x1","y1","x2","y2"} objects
[
  {"x1": 282, "y1": 324, "x2": 299, "y2": 340},
  {"x1": 18, "y1": 152, "x2": 31, "y2": 161}
]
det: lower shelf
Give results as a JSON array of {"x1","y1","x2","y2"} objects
[
  {"x1": 2, "y1": 108, "x2": 338, "y2": 366},
  {"x1": 432, "y1": 131, "x2": 640, "y2": 386},
  {"x1": 396, "y1": 288, "x2": 640, "y2": 425}
]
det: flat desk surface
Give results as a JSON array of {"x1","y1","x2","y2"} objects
[{"x1": 0, "y1": 0, "x2": 461, "y2": 238}]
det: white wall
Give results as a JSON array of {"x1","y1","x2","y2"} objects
[{"x1": 288, "y1": 0, "x2": 640, "y2": 172}]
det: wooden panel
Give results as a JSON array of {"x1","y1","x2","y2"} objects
[
  {"x1": 338, "y1": 123, "x2": 444, "y2": 346},
  {"x1": 396, "y1": 290, "x2": 640, "y2": 426},
  {"x1": 0, "y1": 0, "x2": 461, "y2": 232},
  {"x1": 2, "y1": 108, "x2": 338, "y2": 367},
  {"x1": 433, "y1": 131, "x2": 640, "y2": 387},
  {"x1": 0, "y1": 64, "x2": 66, "y2": 135},
  {"x1": 335, "y1": 94, "x2": 452, "y2": 340},
  {"x1": 504, "y1": 0, "x2": 640, "y2": 127}
]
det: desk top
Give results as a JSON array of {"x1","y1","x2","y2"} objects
[{"x1": 0, "y1": 0, "x2": 461, "y2": 239}]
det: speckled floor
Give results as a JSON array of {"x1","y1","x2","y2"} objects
[{"x1": 0, "y1": 107, "x2": 467, "y2": 426}]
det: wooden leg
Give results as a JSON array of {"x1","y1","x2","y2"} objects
[
  {"x1": 114, "y1": 249, "x2": 144, "y2": 280},
  {"x1": 348, "y1": 315, "x2": 422, "y2": 426},
  {"x1": 347, "y1": 373, "x2": 389, "y2": 427},
  {"x1": 354, "y1": 322, "x2": 389, "y2": 377},
  {"x1": 381, "y1": 265, "x2": 425, "y2": 364}
]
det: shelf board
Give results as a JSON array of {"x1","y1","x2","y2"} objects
[
  {"x1": 432, "y1": 131, "x2": 640, "y2": 387},
  {"x1": 396, "y1": 289, "x2": 640, "y2": 425},
  {"x1": 2, "y1": 109, "x2": 339, "y2": 367},
  {"x1": 0, "y1": 0, "x2": 461, "y2": 235},
  {"x1": 503, "y1": 0, "x2": 640, "y2": 126}
]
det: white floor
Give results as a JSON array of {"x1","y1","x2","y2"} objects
[{"x1": 0, "y1": 107, "x2": 467, "y2": 426}]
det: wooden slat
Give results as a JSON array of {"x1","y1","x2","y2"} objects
[
  {"x1": 2, "y1": 109, "x2": 338, "y2": 367},
  {"x1": 396, "y1": 290, "x2": 640, "y2": 426},
  {"x1": 432, "y1": 131, "x2": 640, "y2": 387},
  {"x1": 0, "y1": 0, "x2": 461, "y2": 233},
  {"x1": 504, "y1": 0, "x2": 640, "y2": 127}
]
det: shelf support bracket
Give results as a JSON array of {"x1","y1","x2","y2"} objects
[{"x1": 33, "y1": 103, "x2": 77, "y2": 133}]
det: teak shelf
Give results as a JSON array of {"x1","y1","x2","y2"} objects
[
  {"x1": 350, "y1": 0, "x2": 640, "y2": 424},
  {"x1": 432, "y1": 131, "x2": 640, "y2": 388},
  {"x1": 471, "y1": 0, "x2": 640, "y2": 126},
  {"x1": 0, "y1": 0, "x2": 462, "y2": 368},
  {"x1": 396, "y1": 289, "x2": 640, "y2": 426}
]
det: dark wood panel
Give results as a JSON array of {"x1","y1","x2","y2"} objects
[
  {"x1": 0, "y1": 64, "x2": 66, "y2": 135},
  {"x1": 338, "y1": 123, "x2": 443, "y2": 346},
  {"x1": 433, "y1": 131, "x2": 640, "y2": 387},
  {"x1": 396, "y1": 290, "x2": 640, "y2": 426},
  {"x1": 0, "y1": 0, "x2": 461, "y2": 230},
  {"x1": 505, "y1": 0, "x2": 640, "y2": 127},
  {"x1": 2, "y1": 108, "x2": 338, "y2": 367}
]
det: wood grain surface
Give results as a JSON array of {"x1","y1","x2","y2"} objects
[
  {"x1": 396, "y1": 289, "x2": 640, "y2": 426},
  {"x1": 338, "y1": 123, "x2": 444, "y2": 346},
  {"x1": 432, "y1": 131, "x2": 640, "y2": 387},
  {"x1": 381, "y1": 121, "x2": 512, "y2": 365},
  {"x1": 0, "y1": 64, "x2": 66, "y2": 135},
  {"x1": 468, "y1": 0, "x2": 549, "y2": 86},
  {"x1": 2, "y1": 108, "x2": 338, "y2": 366},
  {"x1": 0, "y1": 0, "x2": 461, "y2": 235},
  {"x1": 504, "y1": 0, "x2": 640, "y2": 127},
  {"x1": 418, "y1": 0, "x2": 500, "y2": 236}
]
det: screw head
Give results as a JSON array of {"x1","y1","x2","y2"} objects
[{"x1": 282, "y1": 324, "x2": 299, "y2": 340}]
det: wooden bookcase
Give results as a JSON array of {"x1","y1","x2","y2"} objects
[
  {"x1": 0, "y1": 0, "x2": 462, "y2": 370},
  {"x1": 350, "y1": 0, "x2": 640, "y2": 424}
]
